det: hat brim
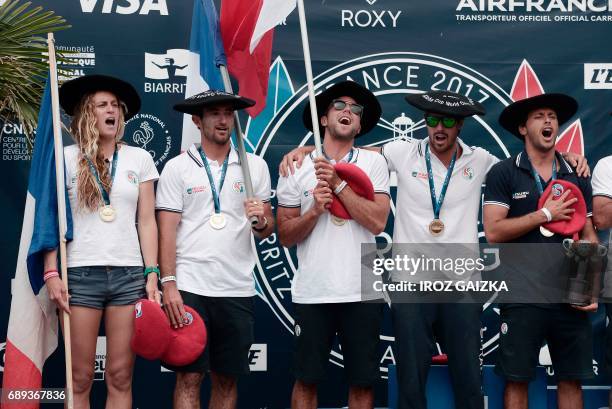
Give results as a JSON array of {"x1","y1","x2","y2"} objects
[
  {"x1": 329, "y1": 163, "x2": 375, "y2": 219},
  {"x1": 537, "y1": 180, "x2": 586, "y2": 236},
  {"x1": 302, "y1": 81, "x2": 381, "y2": 138},
  {"x1": 499, "y1": 93, "x2": 578, "y2": 139},
  {"x1": 173, "y1": 94, "x2": 255, "y2": 116},
  {"x1": 59, "y1": 74, "x2": 141, "y2": 120},
  {"x1": 404, "y1": 92, "x2": 486, "y2": 118}
]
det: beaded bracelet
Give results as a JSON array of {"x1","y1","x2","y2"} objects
[{"x1": 144, "y1": 266, "x2": 160, "y2": 278}]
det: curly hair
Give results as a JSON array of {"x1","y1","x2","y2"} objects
[{"x1": 69, "y1": 93, "x2": 127, "y2": 211}]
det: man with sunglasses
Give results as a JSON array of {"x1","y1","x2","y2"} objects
[
  {"x1": 276, "y1": 81, "x2": 391, "y2": 408},
  {"x1": 279, "y1": 89, "x2": 589, "y2": 409}
]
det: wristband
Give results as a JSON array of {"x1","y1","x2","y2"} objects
[
  {"x1": 160, "y1": 275, "x2": 177, "y2": 284},
  {"x1": 540, "y1": 207, "x2": 552, "y2": 223},
  {"x1": 144, "y1": 266, "x2": 160, "y2": 278},
  {"x1": 43, "y1": 270, "x2": 60, "y2": 282},
  {"x1": 252, "y1": 216, "x2": 268, "y2": 232},
  {"x1": 334, "y1": 180, "x2": 348, "y2": 195}
]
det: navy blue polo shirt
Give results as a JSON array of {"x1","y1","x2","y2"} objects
[{"x1": 483, "y1": 149, "x2": 593, "y2": 244}]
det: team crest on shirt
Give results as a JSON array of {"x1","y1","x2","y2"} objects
[
  {"x1": 232, "y1": 180, "x2": 245, "y2": 193},
  {"x1": 127, "y1": 170, "x2": 139, "y2": 185},
  {"x1": 251, "y1": 52, "x2": 513, "y2": 377},
  {"x1": 552, "y1": 183, "x2": 564, "y2": 197},
  {"x1": 462, "y1": 166, "x2": 474, "y2": 180}
]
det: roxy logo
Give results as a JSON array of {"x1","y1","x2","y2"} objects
[
  {"x1": 80, "y1": 0, "x2": 168, "y2": 15},
  {"x1": 341, "y1": 0, "x2": 402, "y2": 28},
  {"x1": 584, "y1": 64, "x2": 612, "y2": 90}
]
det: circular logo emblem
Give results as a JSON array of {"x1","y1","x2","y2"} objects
[
  {"x1": 501, "y1": 322, "x2": 508, "y2": 335},
  {"x1": 183, "y1": 312, "x2": 194, "y2": 326},
  {"x1": 552, "y1": 183, "x2": 564, "y2": 197},
  {"x1": 125, "y1": 113, "x2": 173, "y2": 167},
  {"x1": 254, "y1": 52, "x2": 513, "y2": 375},
  {"x1": 135, "y1": 302, "x2": 142, "y2": 318},
  {"x1": 127, "y1": 170, "x2": 139, "y2": 185}
]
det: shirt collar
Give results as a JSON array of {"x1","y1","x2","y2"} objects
[
  {"x1": 308, "y1": 147, "x2": 359, "y2": 164},
  {"x1": 515, "y1": 149, "x2": 573, "y2": 175},
  {"x1": 188, "y1": 143, "x2": 240, "y2": 167}
]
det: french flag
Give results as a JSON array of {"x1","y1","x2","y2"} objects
[
  {"x1": 2, "y1": 77, "x2": 72, "y2": 408},
  {"x1": 220, "y1": 0, "x2": 296, "y2": 118}
]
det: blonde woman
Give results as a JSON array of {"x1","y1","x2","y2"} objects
[{"x1": 43, "y1": 74, "x2": 159, "y2": 409}]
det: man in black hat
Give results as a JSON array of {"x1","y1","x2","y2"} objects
[
  {"x1": 279, "y1": 89, "x2": 589, "y2": 409},
  {"x1": 483, "y1": 93, "x2": 598, "y2": 408},
  {"x1": 156, "y1": 90, "x2": 275, "y2": 409},
  {"x1": 276, "y1": 81, "x2": 391, "y2": 408}
]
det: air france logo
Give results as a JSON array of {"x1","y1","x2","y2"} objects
[{"x1": 552, "y1": 183, "x2": 564, "y2": 197}]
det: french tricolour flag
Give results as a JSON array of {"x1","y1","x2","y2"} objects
[{"x1": 2, "y1": 76, "x2": 72, "y2": 408}]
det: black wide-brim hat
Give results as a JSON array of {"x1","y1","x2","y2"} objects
[
  {"x1": 173, "y1": 90, "x2": 255, "y2": 115},
  {"x1": 59, "y1": 74, "x2": 141, "y2": 120},
  {"x1": 405, "y1": 90, "x2": 486, "y2": 118},
  {"x1": 499, "y1": 93, "x2": 578, "y2": 139},
  {"x1": 302, "y1": 81, "x2": 381, "y2": 137}
]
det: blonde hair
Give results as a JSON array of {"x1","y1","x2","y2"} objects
[{"x1": 70, "y1": 93, "x2": 127, "y2": 211}]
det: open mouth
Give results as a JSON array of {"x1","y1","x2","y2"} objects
[
  {"x1": 434, "y1": 133, "x2": 448, "y2": 142},
  {"x1": 542, "y1": 127, "x2": 553, "y2": 138},
  {"x1": 338, "y1": 116, "x2": 351, "y2": 125},
  {"x1": 105, "y1": 117, "x2": 116, "y2": 126}
]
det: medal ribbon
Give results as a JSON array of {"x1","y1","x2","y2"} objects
[
  {"x1": 85, "y1": 146, "x2": 118, "y2": 206},
  {"x1": 425, "y1": 143, "x2": 457, "y2": 220},
  {"x1": 529, "y1": 157, "x2": 557, "y2": 196},
  {"x1": 199, "y1": 147, "x2": 229, "y2": 214},
  {"x1": 322, "y1": 147, "x2": 354, "y2": 164}
]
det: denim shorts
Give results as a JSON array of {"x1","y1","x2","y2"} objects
[{"x1": 67, "y1": 266, "x2": 145, "y2": 309}]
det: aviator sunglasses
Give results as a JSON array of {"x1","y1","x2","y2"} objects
[
  {"x1": 424, "y1": 114, "x2": 458, "y2": 129},
  {"x1": 331, "y1": 99, "x2": 364, "y2": 117}
]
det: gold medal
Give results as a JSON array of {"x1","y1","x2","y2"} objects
[
  {"x1": 331, "y1": 215, "x2": 347, "y2": 226},
  {"x1": 428, "y1": 219, "x2": 445, "y2": 236},
  {"x1": 99, "y1": 205, "x2": 116, "y2": 222},
  {"x1": 540, "y1": 226, "x2": 554, "y2": 237},
  {"x1": 210, "y1": 213, "x2": 227, "y2": 230}
]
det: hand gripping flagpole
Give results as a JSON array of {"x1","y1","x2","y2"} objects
[
  {"x1": 218, "y1": 65, "x2": 258, "y2": 225},
  {"x1": 47, "y1": 33, "x2": 74, "y2": 409},
  {"x1": 296, "y1": 0, "x2": 322, "y2": 157}
]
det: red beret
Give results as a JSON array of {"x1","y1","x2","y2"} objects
[
  {"x1": 161, "y1": 306, "x2": 207, "y2": 367},
  {"x1": 130, "y1": 299, "x2": 172, "y2": 360},
  {"x1": 329, "y1": 163, "x2": 375, "y2": 220},
  {"x1": 537, "y1": 179, "x2": 587, "y2": 236}
]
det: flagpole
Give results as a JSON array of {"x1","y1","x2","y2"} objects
[
  {"x1": 47, "y1": 33, "x2": 74, "y2": 409},
  {"x1": 218, "y1": 64, "x2": 258, "y2": 225},
  {"x1": 296, "y1": 0, "x2": 322, "y2": 157}
]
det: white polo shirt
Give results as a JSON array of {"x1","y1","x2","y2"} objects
[
  {"x1": 276, "y1": 148, "x2": 390, "y2": 304},
  {"x1": 592, "y1": 155, "x2": 612, "y2": 288},
  {"x1": 65, "y1": 144, "x2": 159, "y2": 267},
  {"x1": 155, "y1": 144, "x2": 271, "y2": 297},
  {"x1": 382, "y1": 137, "x2": 499, "y2": 244}
]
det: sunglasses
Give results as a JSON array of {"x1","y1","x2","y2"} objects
[
  {"x1": 331, "y1": 99, "x2": 364, "y2": 117},
  {"x1": 424, "y1": 115, "x2": 458, "y2": 129}
]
